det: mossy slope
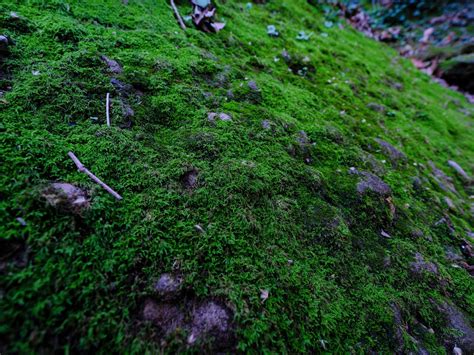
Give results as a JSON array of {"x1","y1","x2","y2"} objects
[{"x1": 0, "y1": 0, "x2": 473, "y2": 353}]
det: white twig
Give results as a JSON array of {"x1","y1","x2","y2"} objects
[
  {"x1": 68, "y1": 152, "x2": 123, "y2": 200},
  {"x1": 106, "y1": 93, "x2": 111, "y2": 127},
  {"x1": 106, "y1": 92, "x2": 111, "y2": 127},
  {"x1": 170, "y1": 0, "x2": 186, "y2": 30}
]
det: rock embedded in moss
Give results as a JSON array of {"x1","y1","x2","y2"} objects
[
  {"x1": 42, "y1": 183, "x2": 90, "y2": 214},
  {"x1": 188, "y1": 300, "x2": 234, "y2": 348},
  {"x1": 374, "y1": 138, "x2": 407, "y2": 166},
  {"x1": 437, "y1": 302, "x2": 474, "y2": 354},
  {"x1": 355, "y1": 171, "x2": 391, "y2": 196},
  {"x1": 367, "y1": 102, "x2": 386, "y2": 113},
  {"x1": 447, "y1": 160, "x2": 471, "y2": 182},
  {"x1": 100, "y1": 55, "x2": 123, "y2": 74},
  {"x1": 181, "y1": 168, "x2": 199, "y2": 190},
  {"x1": 248, "y1": 80, "x2": 259, "y2": 91},
  {"x1": 142, "y1": 299, "x2": 185, "y2": 335},
  {"x1": 429, "y1": 161, "x2": 457, "y2": 195},
  {"x1": 410, "y1": 252, "x2": 439, "y2": 276},
  {"x1": 154, "y1": 273, "x2": 183, "y2": 300}
]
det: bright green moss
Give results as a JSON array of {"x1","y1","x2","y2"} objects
[{"x1": 0, "y1": 0, "x2": 473, "y2": 353}]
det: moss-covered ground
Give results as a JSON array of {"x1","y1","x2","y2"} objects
[{"x1": 1, "y1": 0, "x2": 473, "y2": 353}]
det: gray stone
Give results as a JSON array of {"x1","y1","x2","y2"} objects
[
  {"x1": 444, "y1": 196, "x2": 456, "y2": 210},
  {"x1": 188, "y1": 301, "x2": 233, "y2": 346},
  {"x1": 445, "y1": 247, "x2": 464, "y2": 262},
  {"x1": 154, "y1": 273, "x2": 183, "y2": 300},
  {"x1": 412, "y1": 176, "x2": 424, "y2": 190},
  {"x1": 293, "y1": 130, "x2": 313, "y2": 164},
  {"x1": 361, "y1": 153, "x2": 385, "y2": 175},
  {"x1": 219, "y1": 112, "x2": 232, "y2": 121},
  {"x1": 181, "y1": 169, "x2": 199, "y2": 189},
  {"x1": 367, "y1": 102, "x2": 386, "y2": 113},
  {"x1": 410, "y1": 252, "x2": 438, "y2": 276},
  {"x1": 110, "y1": 78, "x2": 134, "y2": 97},
  {"x1": 143, "y1": 299, "x2": 184, "y2": 335},
  {"x1": 390, "y1": 303, "x2": 405, "y2": 353},
  {"x1": 208, "y1": 112, "x2": 232, "y2": 123},
  {"x1": 356, "y1": 171, "x2": 391, "y2": 196},
  {"x1": 120, "y1": 100, "x2": 134, "y2": 118},
  {"x1": 448, "y1": 160, "x2": 471, "y2": 182},
  {"x1": 100, "y1": 55, "x2": 123, "y2": 74},
  {"x1": 42, "y1": 183, "x2": 90, "y2": 213},
  {"x1": 374, "y1": 138, "x2": 407, "y2": 165},
  {"x1": 429, "y1": 161, "x2": 457, "y2": 195},
  {"x1": 0, "y1": 35, "x2": 14, "y2": 54},
  {"x1": 248, "y1": 80, "x2": 259, "y2": 91},
  {"x1": 296, "y1": 130, "x2": 309, "y2": 145},
  {"x1": 438, "y1": 302, "x2": 474, "y2": 354}
]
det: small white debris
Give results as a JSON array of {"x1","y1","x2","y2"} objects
[
  {"x1": 32, "y1": 70, "x2": 40, "y2": 76},
  {"x1": 381, "y1": 160, "x2": 386, "y2": 164},
  {"x1": 16, "y1": 217, "x2": 27, "y2": 226},
  {"x1": 194, "y1": 224, "x2": 205, "y2": 233},
  {"x1": 380, "y1": 230, "x2": 391, "y2": 238},
  {"x1": 453, "y1": 345, "x2": 462, "y2": 355},
  {"x1": 260, "y1": 289, "x2": 269, "y2": 302}
]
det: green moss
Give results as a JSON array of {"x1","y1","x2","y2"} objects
[{"x1": 1, "y1": 0, "x2": 473, "y2": 353}]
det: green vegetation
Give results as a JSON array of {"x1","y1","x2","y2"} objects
[{"x1": 1, "y1": 0, "x2": 473, "y2": 353}]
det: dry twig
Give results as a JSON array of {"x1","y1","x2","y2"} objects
[
  {"x1": 106, "y1": 92, "x2": 111, "y2": 127},
  {"x1": 68, "y1": 152, "x2": 123, "y2": 200},
  {"x1": 170, "y1": 0, "x2": 187, "y2": 30}
]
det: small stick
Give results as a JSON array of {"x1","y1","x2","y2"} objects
[
  {"x1": 170, "y1": 0, "x2": 186, "y2": 30},
  {"x1": 68, "y1": 152, "x2": 123, "y2": 200},
  {"x1": 106, "y1": 93, "x2": 111, "y2": 127}
]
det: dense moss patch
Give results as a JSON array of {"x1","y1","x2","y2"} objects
[{"x1": 0, "y1": 0, "x2": 473, "y2": 353}]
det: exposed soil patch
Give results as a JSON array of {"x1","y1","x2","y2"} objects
[{"x1": 180, "y1": 168, "x2": 199, "y2": 190}]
